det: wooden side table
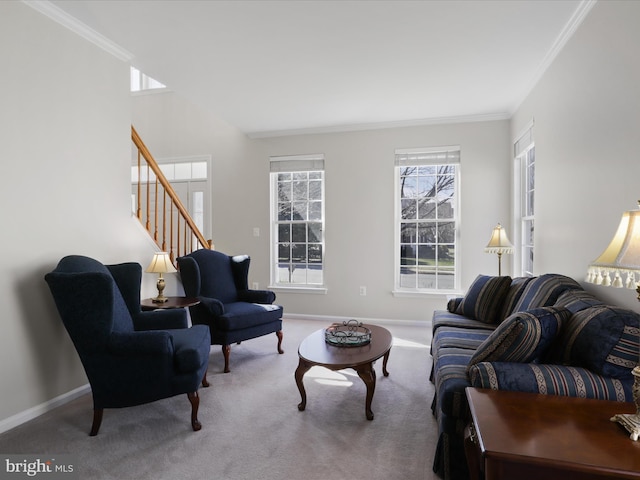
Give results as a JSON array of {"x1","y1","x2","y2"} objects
[
  {"x1": 465, "y1": 387, "x2": 640, "y2": 480},
  {"x1": 141, "y1": 296, "x2": 200, "y2": 311}
]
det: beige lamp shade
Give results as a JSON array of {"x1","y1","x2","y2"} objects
[
  {"x1": 586, "y1": 209, "x2": 640, "y2": 289},
  {"x1": 146, "y1": 252, "x2": 176, "y2": 303},
  {"x1": 145, "y1": 252, "x2": 177, "y2": 274},
  {"x1": 587, "y1": 205, "x2": 640, "y2": 442},
  {"x1": 484, "y1": 223, "x2": 514, "y2": 254},
  {"x1": 485, "y1": 223, "x2": 513, "y2": 276}
]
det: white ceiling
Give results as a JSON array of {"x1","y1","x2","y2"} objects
[{"x1": 47, "y1": 0, "x2": 592, "y2": 137}]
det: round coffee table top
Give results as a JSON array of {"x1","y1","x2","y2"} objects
[{"x1": 298, "y1": 324, "x2": 392, "y2": 369}]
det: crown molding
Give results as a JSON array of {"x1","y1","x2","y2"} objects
[
  {"x1": 247, "y1": 112, "x2": 511, "y2": 139},
  {"x1": 22, "y1": 0, "x2": 134, "y2": 62}
]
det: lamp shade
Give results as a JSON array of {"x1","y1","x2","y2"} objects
[
  {"x1": 586, "y1": 209, "x2": 640, "y2": 289},
  {"x1": 484, "y1": 224, "x2": 514, "y2": 254},
  {"x1": 145, "y1": 252, "x2": 177, "y2": 274}
]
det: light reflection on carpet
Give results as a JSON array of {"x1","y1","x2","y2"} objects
[
  {"x1": 393, "y1": 337, "x2": 429, "y2": 349},
  {"x1": 307, "y1": 367, "x2": 354, "y2": 387}
]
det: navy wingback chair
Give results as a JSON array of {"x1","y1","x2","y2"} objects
[
  {"x1": 44, "y1": 255, "x2": 211, "y2": 436},
  {"x1": 177, "y1": 249, "x2": 283, "y2": 373}
]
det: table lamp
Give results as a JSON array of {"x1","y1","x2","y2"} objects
[
  {"x1": 484, "y1": 223, "x2": 514, "y2": 276},
  {"x1": 146, "y1": 252, "x2": 176, "y2": 303},
  {"x1": 586, "y1": 202, "x2": 640, "y2": 440}
]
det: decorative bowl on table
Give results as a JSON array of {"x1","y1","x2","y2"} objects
[{"x1": 325, "y1": 320, "x2": 371, "y2": 347}]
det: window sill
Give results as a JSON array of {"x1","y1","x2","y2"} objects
[
  {"x1": 392, "y1": 289, "x2": 463, "y2": 299},
  {"x1": 269, "y1": 285, "x2": 328, "y2": 295}
]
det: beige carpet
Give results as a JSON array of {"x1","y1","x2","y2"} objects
[{"x1": 0, "y1": 318, "x2": 439, "y2": 480}]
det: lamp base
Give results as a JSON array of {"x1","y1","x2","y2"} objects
[
  {"x1": 610, "y1": 365, "x2": 640, "y2": 441},
  {"x1": 611, "y1": 413, "x2": 640, "y2": 441},
  {"x1": 152, "y1": 275, "x2": 168, "y2": 303}
]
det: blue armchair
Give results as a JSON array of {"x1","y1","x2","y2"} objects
[
  {"x1": 177, "y1": 249, "x2": 283, "y2": 373},
  {"x1": 45, "y1": 255, "x2": 211, "y2": 436}
]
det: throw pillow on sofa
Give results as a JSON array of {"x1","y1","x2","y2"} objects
[
  {"x1": 509, "y1": 273, "x2": 582, "y2": 313},
  {"x1": 455, "y1": 274, "x2": 512, "y2": 324},
  {"x1": 446, "y1": 297, "x2": 463, "y2": 313},
  {"x1": 545, "y1": 305, "x2": 639, "y2": 379},
  {"x1": 498, "y1": 276, "x2": 534, "y2": 321},
  {"x1": 553, "y1": 289, "x2": 604, "y2": 314},
  {"x1": 467, "y1": 306, "x2": 571, "y2": 371}
]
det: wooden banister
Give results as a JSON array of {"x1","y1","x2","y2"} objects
[{"x1": 131, "y1": 126, "x2": 212, "y2": 262}]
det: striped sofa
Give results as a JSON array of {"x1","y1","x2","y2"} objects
[{"x1": 430, "y1": 273, "x2": 640, "y2": 480}]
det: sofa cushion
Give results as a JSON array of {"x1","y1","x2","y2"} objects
[
  {"x1": 545, "y1": 305, "x2": 639, "y2": 379},
  {"x1": 510, "y1": 273, "x2": 582, "y2": 313},
  {"x1": 455, "y1": 275, "x2": 512, "y2": 324},
  {"x1": 432, "y1": 310, "x2": 497, "y2": 337},
  {"x1": 467, "y1": 306, "x2": 570, "y2": 370},
  {"x1": 217, "y1": 302, "x2": 283, "y2": 331},
  {"x1": 432, "y1": 326, "x2": 494, "y2": 353}
]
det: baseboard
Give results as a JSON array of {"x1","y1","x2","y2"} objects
[
  {"x1": 283, "y1": 313, "x2": 430, "y2": 328},
  {"x1": 0, "y1": 384, "x2": 91, "y2": 435}
]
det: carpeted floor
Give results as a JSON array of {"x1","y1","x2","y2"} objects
[{"x1": 0, "y1": 318, "x2": 439, "y2": 480}]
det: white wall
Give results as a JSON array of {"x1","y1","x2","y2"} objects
[
  {"x1": 134, "y1": 90, "x2": 511, "y2": 322},
  {"x1": 0, "y1": 2, "x2": 160, "y2": 428},
  {"x1": 511, "y1": 0, "x2": 640, "y2": 312},
  {"x1": 252, "y1": 121, "x2": 511, "y2": 322}
]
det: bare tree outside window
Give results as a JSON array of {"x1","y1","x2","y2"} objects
[
  {"x1": 275, "y1": 171, "x2": 324, "y2": 285},
  {"x1": 399, "y1": 164, "x2": 457, "y2": 290}
]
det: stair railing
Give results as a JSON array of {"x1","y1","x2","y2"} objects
[{"x1": 131, "y1": 125, "x2": 212, "y2": 262}]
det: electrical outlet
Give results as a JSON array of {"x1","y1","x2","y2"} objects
[
  {"x1": 253, "y1": 227, "x2": 260, "y2": 237},
  {"x1": 359, "y1": 286, "x2": 367, "y2": 296},
  {"x1": 252, "y1": 282, "x2": 259, "y2": 290}
]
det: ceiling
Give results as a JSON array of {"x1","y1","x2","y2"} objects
[{"x1": 47, "y1": 0, "x2": 592, "y2": 137}]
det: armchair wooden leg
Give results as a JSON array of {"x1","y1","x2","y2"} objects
[
  {"x1": 202, "y1": 367, "x2": 210, "y2": 387},
  {"x1": 222, "y1": 344, "x2": 231, "y2": 373},
  {"x1": 187, "y1": 391, "x2": 202, "y2": 431},
  {"x1": 276, "y1": 330, "x2": 284, "y2": 354},
  {"x1": 89, "y1": 408, "x2": 103, "y2": 436}
]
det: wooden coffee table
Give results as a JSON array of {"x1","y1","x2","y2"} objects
[
  {"x1": 465, "y1": 387, "x2": 640, "y2": 480},
  {"x1": 295, "y1": 324, "x2": 392, "y2": 420}
]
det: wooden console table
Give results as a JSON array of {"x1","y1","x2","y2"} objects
[{"x1": 465, "y1": 388, "x2": 640, "y2": 480}]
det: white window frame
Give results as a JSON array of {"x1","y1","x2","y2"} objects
[
  {"x1": 514, "y1": 122, "x2": 535, "y2": 277},
  {"x1": 393, "y1": 146, "x2": 461, "y2": 296},
  {"x1": 269, "y1": 154, "x2": 327, "y2": 293}
]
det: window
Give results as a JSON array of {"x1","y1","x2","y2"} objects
[
  {"x1": 131, "y1": 156, "x2": 211, "y2": 242},
  {"x1": 515, "y1": 124, "x2": 535, "y2": 277},
  {"x1": 395, "y1": 147, "x2": 460, "y2": 292},
  {"x1": 270, "y1": 155, "x2": 325, "y2": 288},
  {"x1": 131, "y1": 161, "x2": 207, "y2": 183},
  {"x1": 130, "y1": 66, "x2": 166, "y2": 92}
]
